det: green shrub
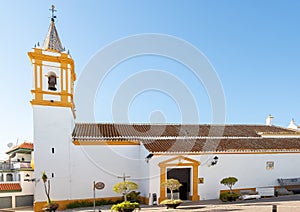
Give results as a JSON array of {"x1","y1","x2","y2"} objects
[
  {"x1": 107, "y1": 199, "x2": 114, "y2": 204},
  {"x1": 126, "y1": 191, "x2": 141, "y2": 203},
  {"x1": 113, "y1": 181, "x2": 138, "y2": 202},
  {"x1": 66, "y1": 200, "x2": 93, "y2": 209},
  {"x1": 220, "y1": 192, "x2": 239, "y2": 202},
  {"x1": 111, "y1": 201, "x2": 140, "y2": 211},
  {"x1": 220, "y1": 177, "x2": 238, "y2": 194},
  {"x1": 66, "y1": 199, "x2": 122, "y2": 209}
]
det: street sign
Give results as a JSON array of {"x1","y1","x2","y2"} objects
[
  {"x1": 94, "y1": 181, "x2": 105, "y2": 190},
  {"x1": 93, "y1": 181, "x2": 105, "y2": 211}
]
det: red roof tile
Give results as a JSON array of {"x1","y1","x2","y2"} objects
[
  {"x1": 0, "y1": 183, "x2": 22, "y2": 192},
  {"x1": 73, "y1": 123, "x2": 295, "y2": 138},
  {"x1": 6, "y1": 142, "x2": 34, "y2": 154},
  {"x1": 72, "y1": 123, "x2": 300, "y2": 153},
  {"x1": 142, "y1": 138, "x2": 300, "y2": 153}
]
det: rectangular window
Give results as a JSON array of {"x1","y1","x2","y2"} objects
[{"x1": 52, "y1": 148, "x2": 55, "y2": 154}]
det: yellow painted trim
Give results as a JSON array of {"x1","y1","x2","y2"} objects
[
  {"x1": 73, "y1": 140, "x2": 140, "y2": 145},
  {"x1": 34, "y1": 196, "x2": 116, "y2": 211},
  {"x1": 159, "y1": 165, "x2": 166, "y2": 202},
  {"x1": 28, "y1": 47, "x2": 76, "y2": 115},
  {"x1": 158, "y1": 155, "x2": 200, "y2": 202},
  {"x1": 158, "y1": 155, "x2": 200, "y2": 166},
  {"x1": 217, "y1": 151, "x2": 300, "y2": 154},
  {"x1": 259, "y1": 132, "x2": 300, "y2": 135},
  {"x1": 220, "y1": 187, "x2": 256, "y2": 194},
  {"x1": 31, "y1": 89, "x2": 73, "y2": 97},
  {"x1": 153, "y1": 151, "x2": 300, "y2": 156},
  {"x1": 160, "y1": 162, "x2": 197, "y2": 167},
  {"x1": 30, "y1": 100, "x2": 73, "y2": 108},
  {"x1": 192, "y1": 164, "x2": 199, "y2": 201},
  {"x1": 28, "y1": 50, "x2": 75, "y2": 65}
]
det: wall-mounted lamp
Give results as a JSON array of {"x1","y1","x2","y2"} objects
[
  {"x1": 145, "y1": 153, "x2": 154, "y2": 163},
  {"x1": 24, "y1": 173, "x2": 36, "y2": 182},
  {"x1": 210, "y1": 156, "x2": 219, "y2": 166}
]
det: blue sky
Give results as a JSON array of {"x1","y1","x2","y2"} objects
[{"x1": 0, "y1": 1, "x2": 300, "y2": 158}]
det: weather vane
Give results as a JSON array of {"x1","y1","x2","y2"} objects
[{"x1": 50, "y1": 5, "x2": 57, "y2": 21}]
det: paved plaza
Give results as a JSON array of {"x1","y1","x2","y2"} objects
[{"x1": 4, "y1": 194, "x2": 300, "y2": 212}]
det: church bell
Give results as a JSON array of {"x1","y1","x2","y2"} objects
[{"x1": 48, "y1": 75, "x2": 57, "y2": 91}]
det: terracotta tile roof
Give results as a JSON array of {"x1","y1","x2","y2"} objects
[
  {"x1": 0, "y1": 183, "x2": 22, "y2": 192},
  {"x1": 73, "y1": 123, "x2": 300, "y2": 153},
  {"x1": 6, "y1": 142, "x2": 34, "y2": 154},
  {"x1": 73, "y1": 123, "x2": 295, "y2": 139},
  {"x1": 141, "y1": 138, "x2": 300, "y2": 153}
]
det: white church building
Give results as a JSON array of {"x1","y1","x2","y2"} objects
[{"x1": 29, "y1": 7, "x2": 300, "y2": 211}]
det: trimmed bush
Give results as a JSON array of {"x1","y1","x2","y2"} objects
[
  {"x1": 220, "y1": 192, "x2": 239, "y2": 202},
  {"x1": 220, "y1": 177, "x2": 238, "y2": 194},
  {"x1": 111, "y1": 201, "x2": 140, "y2": 212}
]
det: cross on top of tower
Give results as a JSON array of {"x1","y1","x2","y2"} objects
[
  {"x1": 50, "y1": 5, "x2": 57, "y2": 21},
  {"x1": 42, "y1": 5, "x2": 64, "y2": 52}
]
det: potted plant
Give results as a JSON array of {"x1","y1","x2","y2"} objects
[
  {"x1": 41, "y1": 172, "x2": 59, "y2": 211},
  {"x1": 127, "y1": 191, "x2": 141, "y2": 203},
  {"x1": 111, "y1": 201, "x2": 139, "y2": 212},
  {"x1": 220, "y1": 176, "x2": 239, "y2": 202},
  {"x1": 160, "y1": 178, "x2": 183, "y2": 209},
  {"x1": 111, "y1": 181, "x2": 140, "y2": 212}
]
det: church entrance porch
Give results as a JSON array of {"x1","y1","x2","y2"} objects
[
  {"x1": 158, "y1": 156, "x2": 200, "y2": 202},
  {"x1": 167, "y1": 168, "x2": 191, "y2": 200}
]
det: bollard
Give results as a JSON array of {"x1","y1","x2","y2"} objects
[{"x1": 272, "y1": 204, "x2": 277, "y2": 212}]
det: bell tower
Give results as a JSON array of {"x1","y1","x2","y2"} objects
[
  {"x1": 28, "y1": 5, "x2": 76, "y2": 114},
  {"x1": 29, "y1": 6, "x2": 76, "y2": 209}
]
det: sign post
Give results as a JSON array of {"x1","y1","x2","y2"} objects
[{"x1": 93, "y1": 181, "x2": 105, "y2": 212}]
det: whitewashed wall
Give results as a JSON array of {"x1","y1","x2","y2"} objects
[
  {"x1": 13, "y1": 153, "x2": 31, "y2": 162},
  {"x1": 69, "y1": 144, "x2": 146, "y2": 200},
  {"x1": 33, "y1": 105, "x2": 74, "y2": 202},
  {"x1": 33, "y1": 104, "x2": 151, "y2": 202},
  {"x1": 148, "y1": 153, "x2": 300, "y2": 201}
]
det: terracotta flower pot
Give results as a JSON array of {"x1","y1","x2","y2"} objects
[
  {"x1": 122, "y1": 209, "x2": 134, "y2": 212},
  {"x1": 43, "y1": 203, "x2": 59, "y2": 212},
  {"x1": 165, "y1": 203, "x2": 181, "y2": 209}
]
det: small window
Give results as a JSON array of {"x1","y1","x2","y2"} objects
[
  {"x1": 52, "y1": 173, "x2": 54, "y2": 178},
  {"x1": 6, "y1": 173, "x2": 13, "y2": 181},
  {"x1": 47, "y1": 71, "x2": 57, "y2": 91},
  {"x1": 52, "y1": 148, "x2": 55, "y2": 154},
  {"x1": 266, "y1": 161, "x2": 274, "y2": 170}
]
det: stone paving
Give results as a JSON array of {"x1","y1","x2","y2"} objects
[{"x1": 6, "y1": 194, "x2": 300, "y2": 212}]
